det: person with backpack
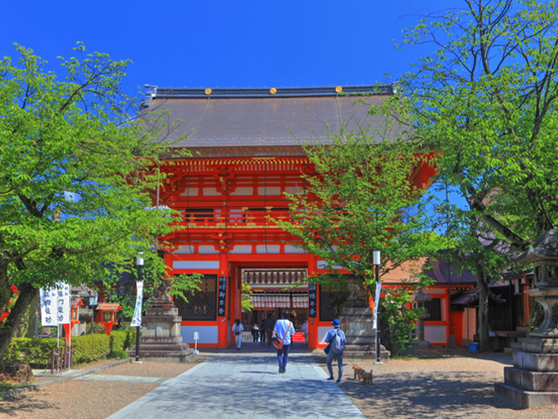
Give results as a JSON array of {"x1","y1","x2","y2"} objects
[{"x1": 325, "y1": 319, "x2": 346, "y2": 383}]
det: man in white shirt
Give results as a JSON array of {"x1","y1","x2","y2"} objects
[{"x1": 273, "y1": 311, "x2": 295, "y2": 373}]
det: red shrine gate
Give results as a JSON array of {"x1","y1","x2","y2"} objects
[{"x1": 143, "y1": 85, "x2": 436, "y2": 349}]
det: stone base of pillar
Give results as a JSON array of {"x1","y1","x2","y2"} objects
[
  {"x1": 340, "y1": 307, "x2": 390, "y2": 361},
  {"x1": 495, "y1": 351, "x2": 558, "y2": 408},
  {"x1": 128, "y1": 297, "x2": 193, "y2": 362}
]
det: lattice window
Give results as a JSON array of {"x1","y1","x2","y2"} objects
[
  {"x1": 319, "y1": 287, "x2": 349, "y2": 321},
  {"x1": 175, "y1": 275, "x2": 217, "y2": 321},
  {"x1": 423, "y1": 299, "x2": 442, "y2": 321}
]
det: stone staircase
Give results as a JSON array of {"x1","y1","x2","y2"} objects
[{"x1": 501, "y1": 327, "x2": 529, "y2": 353}]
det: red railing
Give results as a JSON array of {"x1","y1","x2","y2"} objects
[{"x1": 178, "y1": 209, "x2": 293, "y2": 228}]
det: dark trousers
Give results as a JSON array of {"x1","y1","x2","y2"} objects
[
  {"x1": 266, "y1": 329, "x2": 273, "y2": 345},
  {"x1": 277, "y1": 344, "x2": 291, "y2": 370}
]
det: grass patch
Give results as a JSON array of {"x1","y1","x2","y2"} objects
[
  {"x1": 391, "y1": 355, "x2": 419, "y2": 360},
  {"x1": 0, "y1": 382, "x2": 25, "y2": 393}
]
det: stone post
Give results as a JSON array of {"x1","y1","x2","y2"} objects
[{"x1": 340, "y1": 275, "x2": 390, "y2": 360}]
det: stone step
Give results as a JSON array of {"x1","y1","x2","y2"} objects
[
  {"x1": 495, "y1": 382, "x2": 558, "y2": 408},
  {"x1": 345, "y1": 336, "x2": 376, "y2": 345},
  {"x1": 510, "y1": 342, "x2": 523, "y2": 350},
  {"x1": 504, "y1": 366, "x2": 558, "y2": 392}
]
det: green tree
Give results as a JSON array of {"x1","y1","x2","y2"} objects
[
  {"x1": 382, "y1": 0, "x2": 558, "y2": 350},
  {"x1": 0, "y1": 44, "x2": 195, "y2": 358},
  {"x1": 274, "y1": 129, "x2": 444, "y2": 352}
]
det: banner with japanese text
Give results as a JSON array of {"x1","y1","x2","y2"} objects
[
  {"x1": 56, "y1": 281, "x2": 72, "y2": 324},
  {"x1": 40, "y1": 287, "x2": 58, "y2": 326},
  {"x1": 40, "y1": 282, "x2": 71, "y2": 326},
  {"x1": 130, "y1": 280, "x2": 144, "y2": 327},
  {"x1": 218, "y1": 276, "x2": 227, "y2": 316},
  {"x1": 373, "y1": 282, "x2": 382, "y2": 330},
  {"x1": 308, "y1": 283, "x2": 317, "y2": 318}
]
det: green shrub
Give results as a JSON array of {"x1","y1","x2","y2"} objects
[
  {"x1": 109, "y1": 330, "x2": 133, "y2": 355},
  {"x1": 111, "y1": 349, "x2": 129, "y2": 359},
  {"x1": 6, "y1": 329, "x2": 136, "y2": 369},
  {"x1": 4, "y1": 337, "x2": 59, "y2": 368},
  {"x1": 72, "y1": 334, "x2": 110, "y2": 364}
]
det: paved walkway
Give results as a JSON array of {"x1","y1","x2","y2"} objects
[{"x1": 107, "y1": 343, "x2": 365, "y2": 419}]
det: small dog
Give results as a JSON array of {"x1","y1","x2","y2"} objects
[
  {"x1": 352, "y1": 364, "x2": 365, "y2": 380},
  {"x1": 362, "y1": 370, "x2": 373, "y2": 385}
]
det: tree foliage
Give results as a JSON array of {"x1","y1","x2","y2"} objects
[
  {"x1": 274, "y1": 123, "x2": 443, "y2": 351},
  {"x1": 383, "y1": 0, "x2": 558, "y2": 350},
  {"x1": 275, "y1": 133, "x2": 441, "y2": 284},
  {"x1": 0, "y1": 44, "x2": 196, "y2": 358}
]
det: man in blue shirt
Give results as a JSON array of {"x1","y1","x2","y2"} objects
[
  {"x1": 325, "y1": 319, "x2": 346, "y2": 383},
  {"x1": 273, "y1": 311, "x2": 295, "y2": 373}
]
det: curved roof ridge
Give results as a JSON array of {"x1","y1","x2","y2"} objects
[{"x1": 143, "y1": 84, "x2": 392, "y2": 101}]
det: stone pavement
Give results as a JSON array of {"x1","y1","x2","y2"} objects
[{"x1": 107, "y1": 342, "x2": 366, "y2": 419}]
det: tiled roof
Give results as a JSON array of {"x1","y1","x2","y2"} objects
[{"x1": 141, "y1": 85, "x2": 403, "y2": 149}]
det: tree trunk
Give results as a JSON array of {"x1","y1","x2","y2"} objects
[
  {"x1": 0, "y1": 283, "x2": 38, "y2": 359},
  {"x1": 476, "y1": 265, "x2": 491, "y2": 352},
  {"x1": 25, "y1": 292, "x2": 39, "y2": 338}
]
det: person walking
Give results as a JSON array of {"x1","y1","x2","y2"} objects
[
  {"x1": 264, "y1": 313, "x2": 275, "y2": 345},
  {"x1": 251, "y1": 323, "x2": 260, "y2": 342},
  {"x1": 301, "y1": 321, "x2": 308, "y2": 343},
  {"x1": 232, "y1": 319, "x2": 244, "y2": 350},
  {"x1": 259, "y1": 320, "x2": 266, "y2": 344},
  {"x1": 273, "y1": 311, "x2": 295, "y2": 373},
  {"x1": 325, "y1": 319, "x2": 346, "y2": 383}
]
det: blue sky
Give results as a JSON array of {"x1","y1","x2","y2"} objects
[
  {"x1": 1, "y1": 0, "x2": 463, "y2": 96},
  {"x1": 1, "y1": 0, "x2": 467, "y2": 214}
]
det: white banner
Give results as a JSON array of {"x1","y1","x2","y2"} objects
[
  {"x1": 373, "y1": 282, "x2": 382, "y2": 330},
  {"x1": 40, "y1": 287, "x2": 58, "y2": 327},
  {"x1": 130, "y1": 280, "x2": 144, "y2": 327},
  {"x1": 55, "y1": 282, "x2": 72, "y2": 324},
  {"x1": 40, "y1": 282, "x2": 71, "y2": 326}
]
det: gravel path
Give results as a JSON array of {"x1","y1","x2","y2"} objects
[
  {"x1": 1, "y1": 349, "x2": 558, "y2": 418},
  {"x1": 0, "y1": 359, "x2": 205, "y2": 419},
  {"x1": 316, "y1": 351, "x2": 557, "y2": 419}
]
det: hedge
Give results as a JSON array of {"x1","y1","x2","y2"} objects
[{"x1": 4, "y1": 330, "x2": 135, "y2": 368}]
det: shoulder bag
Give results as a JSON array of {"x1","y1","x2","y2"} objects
[{"x1": 272, "y1": 321, "x2": 291, "y2": 349}]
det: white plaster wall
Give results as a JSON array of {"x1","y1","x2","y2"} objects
[
  {"x1": 257, "y1": 186, "x2": 281, "y2": 195},
  {"x1": 230, "y1": 187, "x2": 253, "y2": 196},
  {"x1": 179, "y1": 187, "x2": 199, "y2": 196},
  {"x1": 203, "y1": 187, "x2": 222, "y2": 196},
  {"x1": 173, "y1": 261, "x2": 219, "y2": 270},
  {"x1": 318, "y1": 326, "x2": 332, "y2": 344},
  {"x1": 425, "y1": 325, "x2": 446, "y2": 343},
  {"x1": 284, "y1": 245, "x2": 307, "y2": 254},
  {"x1": 181, "y1": 326, "x2": 218, "y2": 344},
  {"x1": 256, "y1": 244, "x2": 280, "y2": 254},
  {"x1": 229, "y1": 245, "x2": 252, "y2": 254},
  {"x1": 198, "y1": 245, "x2": 219, "y2": 254}
]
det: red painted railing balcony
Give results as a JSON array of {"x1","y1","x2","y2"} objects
[{"x1": 178, "y1": 209, "x2": 293, "y2": 229}]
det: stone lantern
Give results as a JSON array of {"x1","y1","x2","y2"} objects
[
  {"x1": 495, "y1": 229, "x2": 558, "y2": 408},
  {"x1": 412, "y1": 287, "x2": 432, "y2": 350}
]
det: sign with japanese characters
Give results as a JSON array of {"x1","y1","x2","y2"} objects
[
  {"x1": 40, "y1": 282, "x2": 71, "y2": 326},
  {"x1": 130, "y1": 280, "x2": 144, "y2": 327},
  {"x1": 218, "y1": 276, "x2": 227, "y2": 317},
  {"x1": 56, "y1": 282, "x2": 71, "y2": 324},
  {"x1": 308, "y1": 283, "x2": 317, "y2": 318},
  {"x1": 40, "y1": 286, "x2": 58, "y2": 326}
]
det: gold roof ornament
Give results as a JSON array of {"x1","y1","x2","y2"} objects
[
  {"x1": 205, "y1": 88, "x2": 212, "y2": 95},
  {"x1": 269, "y1": 87, "x2": 277, "y2": 95},
  {"x1": 335, "y1": 86, "x2": 343, "y2": 93}
]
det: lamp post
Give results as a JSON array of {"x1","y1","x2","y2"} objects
[
  {"x1": 135, "y1": 252, "x2": 144, "y2": 363},
  {"x1": 373, "y1": 251, "x2": 382, "y2": 364}
]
